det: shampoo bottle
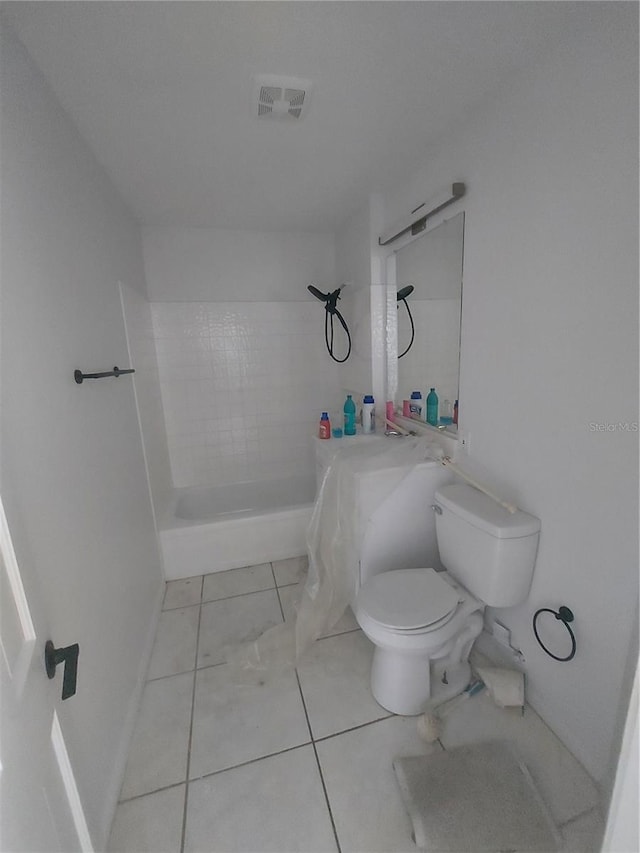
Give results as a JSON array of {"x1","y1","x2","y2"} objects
[
  {"x1": 362, "y1": 395, "x2": 375, "y2": 433},
  {"x1": 343, "y1": 394, "x2": 357, "y2": 435},
  {"x1": 426, "y1": 388, "x2": 439, "y2": 425},
  {"x1": 318, "y1": 412, "x2": 331, "y2": 439},
  {"x1": 409, "y1": 391, "x2": 423, "y2": 419}
]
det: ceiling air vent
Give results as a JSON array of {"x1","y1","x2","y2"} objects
[{"x1": 253, "y1": 75, "x2": 313, "y2": 120}]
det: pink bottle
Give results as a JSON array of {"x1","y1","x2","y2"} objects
[{"x1": 318, "y1": 412, "x2": 331, "y2": 439}]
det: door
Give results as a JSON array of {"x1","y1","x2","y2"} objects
[{"x1": 0, "y1": 494, "x2": 92, "y2": 852}]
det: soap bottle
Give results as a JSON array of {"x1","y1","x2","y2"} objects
[
  {"x1": 318, "y1": 412, "x2": 331, "y2": 439},
  {"x1": 362, "y1": 395, "x2": 375, "y2": 434},
  {"x1": 343, "y1": 394, "x2": 357, "y2": 436},
  {"x1": 409, "y1": 391, "x2": 423, "y2": 419},
  {"x1": 426, "y1": 388, "x2": 439, "y2": 425}
]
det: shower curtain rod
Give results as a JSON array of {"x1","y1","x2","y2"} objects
[{"x1": 378, "y1": 182, "x2": 465, "y2": 246}]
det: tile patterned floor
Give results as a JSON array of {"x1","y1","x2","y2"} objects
[{"x1": 108, "y1": 557, "x2": 604, "y2": 853}]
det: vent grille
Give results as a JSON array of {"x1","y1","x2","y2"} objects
[
  {"x1": 259, "y1": 86, "x2": 280, "y2": 105},
  {"x1": 253, "y1": 75, "x2": 313, "y2": 120}
]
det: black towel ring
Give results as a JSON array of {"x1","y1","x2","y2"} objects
[{"x1": 533, "y1": 606, "x2": 576, "y2": 662}]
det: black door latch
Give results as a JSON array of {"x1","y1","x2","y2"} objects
[{"x1": 45, "y1": 640, "x2": 79, "y2": 700}]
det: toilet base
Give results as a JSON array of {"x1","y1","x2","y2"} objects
[
  {"x1": 368, "y1": 611, "x2": 484, "y2": 715},
  {"x1": 370, "y1": 649, "x2": 471, "y2": 715},
  {"x1": 371, "y1": 647, "x2": 434, "y2": 715}
]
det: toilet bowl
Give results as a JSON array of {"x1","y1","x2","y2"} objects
[
  {"x1": 352, "y1": 479, "x2": 541, "y2": 717},
  {"x1": 354, "y1": 568, "x2": 484, "y2": 714}
]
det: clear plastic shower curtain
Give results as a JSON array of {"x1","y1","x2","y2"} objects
[{"x1": 225, "y1": 435, "x2": 446, "y2": 679}]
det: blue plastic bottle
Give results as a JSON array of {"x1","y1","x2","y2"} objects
[
  {"x1": 426, "y1": 388, "x2": 439, "y2": 425},
  {"x1": 343, "y1": 394, "x2": 357, "y2": 435}
]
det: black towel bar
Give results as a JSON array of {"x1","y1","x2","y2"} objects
[{"x1": 74, "y1": 366, "x2": 135, "y2": 384}]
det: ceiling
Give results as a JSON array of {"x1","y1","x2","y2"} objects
[{"x1": 4, "y1": 2, "x2": 608, "y2": 232}]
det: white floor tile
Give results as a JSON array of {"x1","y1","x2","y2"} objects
[
  {"x1": 277, "y1": 581, "x2": 299, "y2": 622},
  {"x1": 437, "y1": 691, "x2": 600, "y2": 825},
  {"x1": 190, "y1": 664, "x2": 310, "y2": 777},
  {"x1": 202, "y1": 563, "x2": 274, "y2": 602},
  {"x1": 321, "y1": 605, "x2": 359, "y2": 638},
  {"x1": 317, "y1": 716, "x2": 444, "y2": 853},
  {"x1": 272, "y1": 554, "x2": 308, "y2": 586},
  {"x1": 184, "y1": 746, "x2": 338, "y2": 853},
  {"x1": 147, "y1": 606, "x2": 199, "y2": 680},
  {"x1": 197, "y1": 589, "x2": 283, "y2": 667},
  {"x1": 560, "y1": 808, "x2": 605, "y2": 852},
  {"x1": 108, "y1": 785, "x2": 185, "y2": 853},
  {"x1": 296, "y1": 631, "x2": 389, "y2": 739},
  {"x1": 120, "y1": 672, "x2": 193, "y2": 800},
  {"x1": 112, "y1": 585, "x2": 605, "y2": 853},
  {"x1": 279, "y1": 584, "x2": 359, "y2": 638},
  {"x1": 163, "y1": 576, "x2": 202, "y2": 610}
]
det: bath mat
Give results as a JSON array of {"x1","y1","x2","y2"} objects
[{"x1": 393, "y1": 740, "x2": 561, "y2": 852}]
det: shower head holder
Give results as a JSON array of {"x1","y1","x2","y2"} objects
[{"x1": 308, "y1": 284, "x2": 342, "y2": 315}]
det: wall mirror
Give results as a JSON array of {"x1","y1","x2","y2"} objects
[{"x1": 394, "y1": 211, "x2": 464, "y2": 421}]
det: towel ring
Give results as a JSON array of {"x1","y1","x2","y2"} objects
[{"x1": 532, "y1": 606, "x2": 576, "y2": 662}]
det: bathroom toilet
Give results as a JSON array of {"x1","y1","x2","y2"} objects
[{"x1": 353, "y1": 482, "x2": 541, "y2": 715}]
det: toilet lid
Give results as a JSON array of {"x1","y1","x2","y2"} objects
[{"x1": 358, "y1": 568, "x2": 461, "y2": 631}]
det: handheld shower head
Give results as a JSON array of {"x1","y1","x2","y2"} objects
[
  {"x1": 308, "y1": 284, "x2": 329, "y2": 302},
  {"x1": 397, "y1": 285, "x2": 415, "y2": 301}
]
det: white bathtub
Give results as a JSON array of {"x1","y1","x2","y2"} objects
[{"x1": 160, "y1": 474, "x2": 316, "y2": 580}]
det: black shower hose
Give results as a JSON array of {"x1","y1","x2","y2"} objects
[
  {"x1": 398, "y1": 297, "x2": 415, "y2": 359},
  {"x1": 324, "y1": 305, "x2": 352, "y2": 363}
]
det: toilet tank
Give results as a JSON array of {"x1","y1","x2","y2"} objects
[{"x1": 434, "y1": 484, "x2": 541, "y2": 607}]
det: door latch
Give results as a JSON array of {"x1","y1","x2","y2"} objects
[{"x1": 45, "y1": 640, "x2": 79, "y2": 700}]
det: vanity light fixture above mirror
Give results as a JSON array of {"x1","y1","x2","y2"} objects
[{"x1": 379, "y1": 182, "x2": 465, "y2": 246}]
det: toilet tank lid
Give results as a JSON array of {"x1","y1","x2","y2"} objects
[{"x1": 434, "y1": 484, "x2": 541, "y2": 539}]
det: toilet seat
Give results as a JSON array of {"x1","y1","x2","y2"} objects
[{"x1": 356, "y1": 568, "x2": 461, "y2": 633}]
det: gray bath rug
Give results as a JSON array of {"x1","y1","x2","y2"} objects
[{"x1": 393, "y1": 740, "x2": 561, "y2": 852}]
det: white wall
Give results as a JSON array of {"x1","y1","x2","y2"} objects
[
  {"x1": 335, "y1": 200, "x2": 376, "y2": 405},
  {"x1": 120, "y1": 282, "x2": 173, "y2": 521},
  {"x1": 376, "y1": 10, "x2": 638, "y2": 785},
  {"x1": 143, "y1": 226, "x2": 335, "y2": 302},
  {"x1": 143, "y1": 227, "x2": 343, "y2": 487},
  {"x1": 0, "y1": 25, "x2": 164, "y2": 848}
]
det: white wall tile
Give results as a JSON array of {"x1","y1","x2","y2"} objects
[{"x1": 152, "y1": 301, "x2": 343, "y2": 487}]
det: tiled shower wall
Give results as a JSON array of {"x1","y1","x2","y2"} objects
[{"x1": 152, "y1": 301, "x2": 343, "y2": 488}]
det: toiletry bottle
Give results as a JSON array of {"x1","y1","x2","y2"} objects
[
  {"x1": 409, "y1": 391, "x2": 423, "y2": 419},
  {"x1": 343, "y1": 394, "x2": 357, "y2": 435},
  {"x1": 453, "y1": 400, "x2": 459, "y2": 425},
  {"x1": 386, "y1": 401, "x2": 395, "y2": 423},
  {"x1": 318, "y1": 412, "x2": 331, "y2": 439},
  {"x1": 426, "y1": 388, "x2": 439, "y2": 425},
  {"x1": 362, "y1": 395, "x2": 375, "y2": 434},
  {"x1": 440, "y1": 399, "x2": 453, "y2": 425}
]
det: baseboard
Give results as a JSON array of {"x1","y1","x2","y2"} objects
[{"x1": 97, "y1": 582, "x2": 164, "y2": 849}]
